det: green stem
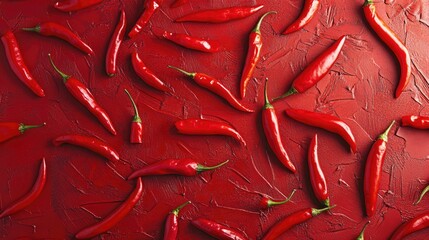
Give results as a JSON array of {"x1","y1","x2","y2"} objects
[
  {"x1": 356, "y1": 221, "x2": 370, "y2": 240},
  {"x1": 18, "y1": 122, "x2": 46, "y2": 134},
  {"x1": 48, "y1": 54, "x2": 70, "y2": 82},
  {"x1": 272, "y1": 87, "x2": 298, "y2": 101},
  {"x1": 364, "y1": 0, "x2": 374, "y2": 6},
  {"x1": 124, "y1": 89, "x2": 141, "y2": 123},
  {"x1": 311, "y1": 204, "x2": 336, "y2": 216},
  {"x1": 253, "y1": 11, "x2": 277, "y2": 34},
  {"x1": 322, "y1": 198, "x2": 330, "y2": 207},
  {"x1": 171, "y1": 201, "x2": 191, "y2": 216},
  {"x1": 267, "y1": 189, "x2": 296, "y2": 207},
  {"x1": 414, "y1": 184, "x2": 429, "y2": 205},
  {"x1": 197, "y1": 159, "x2": 229, "y2": 172},
  {"x1": 378, "y1": 120, "x2": 395, "y2": 142},
  {"x1": 168, "y1": 65, "x2": 196, "y2": 78},
  {"x1": 22, "y1": 25, "x2": 41, "y2": 32},
  {"x1": 264, "y1": 78, "x2": 273, "y2": 109}
]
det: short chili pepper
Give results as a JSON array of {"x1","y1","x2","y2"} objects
[
  {"x1": 308, "y1": 134, "x2": 330, "y2": 207},
  {"x1": 175, "y1": 118, "x2": 246, "y2": 146},
  {"x1": 390, "y1": 210, "x2": 429, "y2": 240},
  {"x1": 259, "y1": 189, "x2": 296, "y2": 209},
  {"x1": 356, "y1": 221, "x2": 370, "y2": 240},
  {"x1": 163, "y1": 201, "x2": 191, "y2": 240},
  {"x1": 132, "y1": 52, "x2": 169, "y2": 92},
  {"x1": 1, "y1": 31, "x2": 45, "y2": 97},
  {"x1": 106, "y1": 9, "x2": 126, "y2": 76},
  {"x1": 191, "y1": 217, "x2": 248, "y2": 240},
  {"x1": 168, "y1": 66, "x2": 253, "y2": 113},
  {"x1": 171, "y1": 0, "x2": 188, "y2": 8},
  {"x1": 401, "y1": 115, "x2": 429, "y2": 129},
  {"x1": 128, "y1": 0, "x2": 162, "y2": 38},
  {"x1": 262, "y1": 79, "x2": 296, "y2": 173},
  {"x1": 0, "y1": 158, "x2": 46, "y2": 218},
  {"x1": 54, "y1": 0, "x2": 103, "y2": 12},
  {"x1": 363, "y1": 0, "x2": 411, "y2": 98},
  {"x1": 175, "y1": 5, "x2": 264, "y2": 23},
  {"x1": 128, "y1": 159, "x2": 229, "y2": 179},
  {"x1": 48, "y1": 54, "x2": 117, "y2": 135},
  {"x1": 22, "y1": 22, "x2": 94, "y2": 55},
  {"x1": 364, "y1": 120, "x2": 395, "y2": 217},
  {"x1": 75, "y1": 178, "x2": 143, "y2": 239},
  {"x1": 124, "y1": 89, "x2": 143, "y2": 144},
  {"x1": 273, "y1": 35, "x2": 347, "y2": 100},
  {"x1": 282, "y1": 0, "x2": 320, "y2": 34},
  {"x1": 240, "y1": 11, "x2": 276, "y2": 99},
  {"x1": 414, "y1": 184, "x2": 429, "y2": 205},
  {"x1": 162, "y1": 31, "x2": 220, "y2": 53},
  {"x1": 0, "y1": 122, "x2": 46, "y2": 143},
  {"x1": 285, "y1": 108, "x2": 357, "y2": 153}
]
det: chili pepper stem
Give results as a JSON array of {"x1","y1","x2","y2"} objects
[
  {"x1": 311, "y1": 204, "x2": 336, "y2": 216},
  {"x1": 168, "y1": 65, "x2": 196, "y2": 78},
  {"x1": 197, "y1": 159, "x2": 229, "y2": 172},
  {"x1": 414, "y1": 185, "x2": 429, "y2": 205},
  {"x1": 357, "y1": 221, "x2": 370, "y2": 240},
  {"x1": 253, "y1": 11, "x2": 277, "y2": 34},
  {"x1": 22, "y1": 25, "x2": 41, "y2": 32},
  {"x1": 48, "y1": 54, "x2": 70, "y2": 82},
  {"x1": 364, "y1": 0, "x2": 374, "y2": 6},
  {"x1": 379, "y1": 120, "x2": 395, "y2": 142},
  {"x1": 264, "y1": 78, "x2": 273, "y2": 109},
  {"x1": 267, "y1": 189, "x2": 296, "y2": 207},
  {"x1": 322, "y1": 198, "x2": 330, "y2": 207},
  {"x1": 171, "y1": 201, "x2": 191, "y2": 216},
  {"x1": 18, "y1": 122, "x2": 46, "y2": 133},
  {"x1": 272, "y1": 87, "x2": 298, "y2": 101},
  {"x1": 124, "y1": 89, "x2": 142, "y2": 123}
]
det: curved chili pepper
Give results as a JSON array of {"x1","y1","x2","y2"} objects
[
  {"x1": 175, "y1": 5, "x2": 264, "y2": 23},
  {"x1": 128, "y1": 0, "x2": 162, "y2": 38},
  {"x1": 175, "y1": 118, "x2": 246, "y2": 146},
  {"x1": 106, "y1": 9, "x2": 126, "y2": 76},
  {"x1": 259, "y1": 189, "x2": 296, "y2": 209},
  {"x1": 54, "y1": 0, "x2": 103, "y2": 12},
  {"x1": 168, "y1": 66, "x2": 253, "y2": 113},
  {"x1": 163, "y1": 201, "x2": 191, "y2": 240},
  {"x1": 75, "y1": 178, "x2": 143, "y2": 239},
  {"x1": 282, "y1": 0, "x2": 320, "y2": 34},
  {"x1": 128, "y1": 159, "x2": 229, "y2": 179},
  {"x1": 240, "y1": 11, "x2": 276, "y2": 99},
  {"x1": 363, "y1": 0, "x2": 411, "y2": 98},
  {"x1": 414, "y1": 184, "x2": 429, "y2": 205},
  {"x1": 0, "y1": 158, "x2": 46, "y2": 218},
  {"x1": 401, "y1": 115, "x2": 429, "y2": 129},
  {"x1": 171, "y1": 0, "x2": 188, "y2": 8},
  {"x1": 285, "y1": 108, "x2": 357, "y2": 153},
  {"x1": 191, "y1": 217, "x2": 248, "y2": 240},
  {"x1": 356, "y1": 221, "x2": 370, "y2": 240},
  {"x1": 1, "y1": 31, "x2": 45, "y2": 97},
  {"x1": 22, "y1": 22, "x2": 94, "y2": 55},
  {"x1": 273, "y1": 35, "x2": 347, "y2": 100},
  {"x1": 308, "y1": 134, "x2": 329, "y2": 206},
  {"x1": 124, "y1": 89, "x2": 143, "y2": 144},
  {"x1": 262, "y1": 79, "x2": 296, "y2": 173},
  {"x1": 0, "y1": 122, "x2": 46, "y2": 143},
  {"x1": 364, "y1": 120, "x2": 395, "y2": 217},
  {"x1": 48, "y1": 54, "x2": 117, "y2": 135},
  {"x1": 390, "y1": 211, "x2": 429, "y2": 240},
  {"x1": 162, "y1": 31, "x2": 220, "y2": 53},
  {"x1": 132, "y1": 52, "x2": 169, "y2": 92}
]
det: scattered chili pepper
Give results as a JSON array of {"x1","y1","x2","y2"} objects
[
  {"x1": 308, "y1": 134, "x2": 329, "y2": 207},
  {"x1": 273, "y1": 35, "x2": 347, "y2": 100},
  {"x1": 356, "y1": 221, "x2": 370, "y2": 240},
  {"x1": 1, "y1": 31, "x2": 45, "y2": 97},
  {"x1": 364, "y1": 120, "x2": 395, "y2": 217},
  {"x1": 363, "y1": 0, "x2": 411, "y2": 98},
  {"x1": 175, "y1": 5, "x2": 264, "y2": 23},
  {"x1": 414, "y1": 184, "x2": 429, "y2": 205},
  {"x1": 262, "y1": 78, "x2": 296, "y2": 173},
  {"x1": 132, "y1": 52, "x2": 169, "y2": 92},
  {"x1": 240, "y1": 11, "x2": 276, "y2": 99},
  {"x1": 54, "y1": 0, "x2": 103, "y2": 12},
  {"x1": 390, "y1": 211, "x2": 429, "y2": 240},
  {"x1": 0, "y1": 122, "x2": 46, "y2": 143},
  {"x1": 259, "y1": 189, "x2": 296, "y2": 209},
  {"x1": 191, "y1": 217, "x2": 248, "y2": 240},
  {"x1": 171, "y1": 0, "x2": 188, "y2": 8},
  {"x1": 285, "y1": 108, "x2": 357, "y2": 153},
  {"x1": 48, "y1": 54, "x2": 117, "y2": 135},
  {"x1": 168, "y1": 66, "x2": 253, "y2": 113},
  {"x1": 175, "y1": 118, "x2": 246, "y2": 146},
  {"x1": 75, "y1": 178, "x2": 143, "y2": 239},
  {"x1": 106, "y1": 9, "x2": 126, "y2": 76},
  {"x1": 124, "y1": 89, "x2": 143, "y2": 144},
  {"x1": 163, "y1": 201, "x2": 191, "y2": 240},
  {"x1": 22, "y1": 22, "x2": 94, "y2": 55},
  {"x1": 282, "y1": 0, "x2": 320, "y2": 34},
  {"x1": 401, "y1": 115, "x2": 429, "y2": 129},
  {"x1": 162, "y1": 31, "x2": 220, "y2": 53},
  {"x1": 128, "y1": 159, "x2": 229, "y2": 179},
  {"x1": 128, "y1": 0, "x2": 162, "y2": 38}
]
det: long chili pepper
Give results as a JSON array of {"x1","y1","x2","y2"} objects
[
  {"x1": 171, "y1": 0, "x2": 188, "y2": 8},
  {"x1": 48, "y1": 54, "x2": 117, "y2": 135},
  {"x1": 128, "y1": 159, "x2": 229, "y2": 179},
  {"x1": 273, "y1": 35, "x2": 347, "y2": 100},
  {"x1": 54, "y1": 0, "x2": 103, "y2": 12},
  {"x1": 53, "y1": 134, "x2": 119, "y2": 162},
  {"x1": 363, "y1": 0, "x2": 411, "y2": 98},
  {"x1": 1, "y1": 31, "x2": 45, "y2": 97},
  {"x1": 124, "y1": 89, "x2": 143, "y2": 144},
  {"x1": 414, "y1": 184, "x2": 429, "y2": 205},
  {"x1": 132, "y1": 52, "x2": 169, "y2": 92},
  {"x1": 364, "y1": 120, "x2": 395, "y2": 217},
  {"x1": 128, "y1": 0, "x2": 162, "y2": 38},
  {"x1": 175, "y1": 5, "x2": 264, "y2": 23},
  {"x1": 0, "y1": 159, "x2": 46, "y2": 218},
  {"x1": 0, "y1": 122, "x2": 46, "y2": 143},
  {"x1": 259, "y1": 189, "x2": 296, "y2": 209},
  {"x1": 22, "y1": 22, "x2": 94, "y2": 55},
  {"x1": 390, "y1": 211, "x2": 429, "y2": 240},
  {"x1": 163, "y1": 201, "x2": 191, "y2": 240},
  {"x1": 168, "y1": 66, "x2": 253, "y2": 113},
  {"x1": 401, "y1": 115, "x2": 429, "y2": 129},
  {"x1": 240, "y1": 11, "x2": 276, "y2": 99},
  {"x1": 285, "y1": 108, "x2": 357, "y2": 153},
  {"x1": 308, "y1": 134, "x2": 329, "y2": 206},
  {"x1": 356, "y1": 221, "x2": 370, "y2": 240},
  {"x1": 75, "y1": 178, "x2": 143, "y2": 239},
  {"x1": 191, "y1": 217, "x2": 248, "y2": 240},
  {"x1": 106, "y1": 9, "x2": 126, "y2": 76},
  {"x1": 162, "y1": 31, "x2": 220, "y2": 53},
  {"x1": 175, "y1": 118, "x2": 246, "y2": 146},
  {"x1": 282, "y1": 0, "x2": 320, "y2": 34},
  {"x1": 262, "y1": 79, "x2": 296, "y2": 173}
]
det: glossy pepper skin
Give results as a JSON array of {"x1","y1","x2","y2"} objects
[
  {"x1": 363, "y1": 0, "x2": 411, "y2": 98},
  {"x1": 163, "y1": 201, "x2": 191, "y2": 240},
  {"x1": 171, "y1": 0, "x2": 188, "y2": 8},
  {"x1": 175, "y1": 5, "x2": 264, "y2": 23},
  {"x1": 282, "y1": 0, "x2": 320, "y2": 34},
  {"x1": 308, "y1": 134, "x2": 329, "y2": 206},
  {"x1": 390, "y1": 211, "x2": 429, "y2": 240},
  {"x1": 106, "y1": 9, "x2": 126, "y2": 76},
  {"x1": 0, "y1": 122, "x2": 46, "y2": 143},
  {"x1": 128, "y1": 0, "x2": 162, "y2": 38},
  {"x1": 54, "y1": 0, "x2": 103, "y2": 12},
  {"x1": 191, "y1": 218, "x2": 248, "y2": 240},
  {"x1": 401, "y1": 115, "x2": 429, "y2": 129},
  {"x1": 132, "y1": 52, "x2": 169, "y2": 92},
  {"x1": 162, "y1": 31, "x2": 220, "y2": 53},
  {"x1": 124, "y1": 89, "x2": 143, "y2": 144},
  {"x1": 1, "y1": 31, "x2": 45, "y2": 97}
]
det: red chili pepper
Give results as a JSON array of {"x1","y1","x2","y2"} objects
[
  {"x1": 48, "y1": 54, "x2": 117, "y2": 135},
  {"x1": 106, "y1": 9, "x2": 126, "y2": 76},
  {"x1": 273, "y1": 35, "x2": 347, "y2": 100},
  {"x1": 175, "y1": 118, "x2": 246, "y2": 146},
  {"x1": 132, "y1": 52, "x2": 170, "y2": 92},
  {"x1": 54, "y1": 0, "x2": 103, "y2": 12},
  {"x1": 168, "y1": 66, "x2": 254, "y2": 113},
  {"x1": 356, "y1": 221, "x2": 370, "y2": 240},
  {"x1": 390, "y1": 211, "x2": 429, "y2": 240},
  {"x1": 128, "y1": 0, "x2": 162, "y2": 38},
  {"x1": 414, "y1": 184, "x2": 429, "y2": 205},
  {"x1": 262, "y1": 79, "x2": 296, "y2": 173},
  {"x1": 175, "y1": 5, "x2": 264, "y2": 23},
  {"x1": 364, "y1": 121, "x2": 395, "y2": 217},
  {"x1": 171, "y1": 0, "x2": 188, "y2": 8},
  {"x1": 363, "y1": 0, "x2": 411, "y2": 98},
  {"x1": 163, "y1": 201, "x2": 191, "y2": 240},
  {"x1": 22, "y1": 22, "x2": 94, "y2": 55},
  {"x1": 128, "y1": 159, "x2": 229, "y2": 179},
  {"x1": 0, "y1": 122, "x2": 46, "y2": 143},
  {"x1": 0, "y1": 158, "x2": 46, "y2": 218},
  {"x1": 191, "y1": 217, "x2": 248, "y2": 240},
  {"x1": 282, "y1": 0, "x2": 320, "y2": 34},
  {"x1": 240, "y1": 11, "x2": 276, "y2": 99},
  {"x1": 308, "y1": 134, "x2": 329, "y2": 206},
  {"x1": 75, "y1": 178, "x2": 143, "y2": 239},
  {"x1": 285, "y1": 108, "x2": 357, "y2": 153},
  {"x1": 259, "y1": 189, "x2": 296, "y2": 209},
  {"x1": 124, "y1": 89, "x2": 143, "y2": 144},
  {"x1": 162, "y1": 31, "x2": 220, "y2": 53},
  {"x1": 401, "y1": 115, "x2": 429, "y2": 129},
  {"x1": 1, "y1": 31, "x2": 45, "y2": 97}
]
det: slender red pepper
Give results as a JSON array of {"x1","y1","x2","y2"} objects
[
  {"x1": 128, "y1": 159, "x2": 229, "y2": 179},
  {"x1": 259, "y1": 189, "x2": 296, "y2": 209},
  {"x1": 390, "y1": 211, "x2": 429, "y2": 240},
  {"x1": 414, "y1": 184, "x2": 429, "y2": 205},
  {"x1": 175, "y1": 118, "x2": 246, "y2": 146},
  {"x1": 1, "y1": 31, "x2": 45, "y2": 97},
  {"x1": 163, "y1": 201, "x2": 191, "y2": 240},
  {"x1": 175, "y1": 5, "x2": 264, "y2": 23},
  {"x1": 162, "y1": 31, "x2": 220, "y2": 53},
  {"x1": 75, "y1": 178, "x2": 143, "y2": 239},
  {"x1": 168, "y1": 66, "x2": 253, "y2": 113},
  {"x1": 364, "y1": 121, "x2": 395, "y2": 217},
  {"x1": 54, "y1": 0, "x2": 103, "y2": 12},
  {"x1": 285, "y1": 108, "x2": 357, "y2": 153},
  {"x1": 282, "y1": 0, "x2": 320, "y2": 34},
  {"x1": 0, "y1": 122, "x2": 46, "y2": 143},
  {"x1": 308, "y1": 134, "x2": 329, "y2": 206},
  {"x1": 191, "y1": 218, "x2": 248, "y2": 240},
  {"x1": 240, "y1": 11, "x2": 276, "y2": 99},
  {"x1": 356, "y1": 221, "x2": 370, "y2": 240},
  {"x1": 262, "y1": 79, "x2": 296, "y2": 173},
  {"x1": 128, "y1": 0, "x2": 162, "y2": 38},
  {"x1": 22, "y1": 22, "x2": 94, "y2": 55},
  {"x1": 132, "y1": 52, "x2": 170, "y2": 92},
  {"x1": 106, "y1": 9, "x2": 126, "y2": 76},
  {"x1": 124, "y1": 89, "x2": 143, "y2": 144},
  {"x1": 363, "y1": 0, "x2": 411, "y2": 98},
  {"x1": 401, "y1": 115, "x2": 429, "y2": 129},
  {"x1": 273, "y1": 35, "x2": 347, "y2": 100},
  {"x1": 171, "y1": 0, "x2": 188, "y2": 8},
  {"x1": 48, "y1": 54, "x2": 117, "y2": 135}
]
